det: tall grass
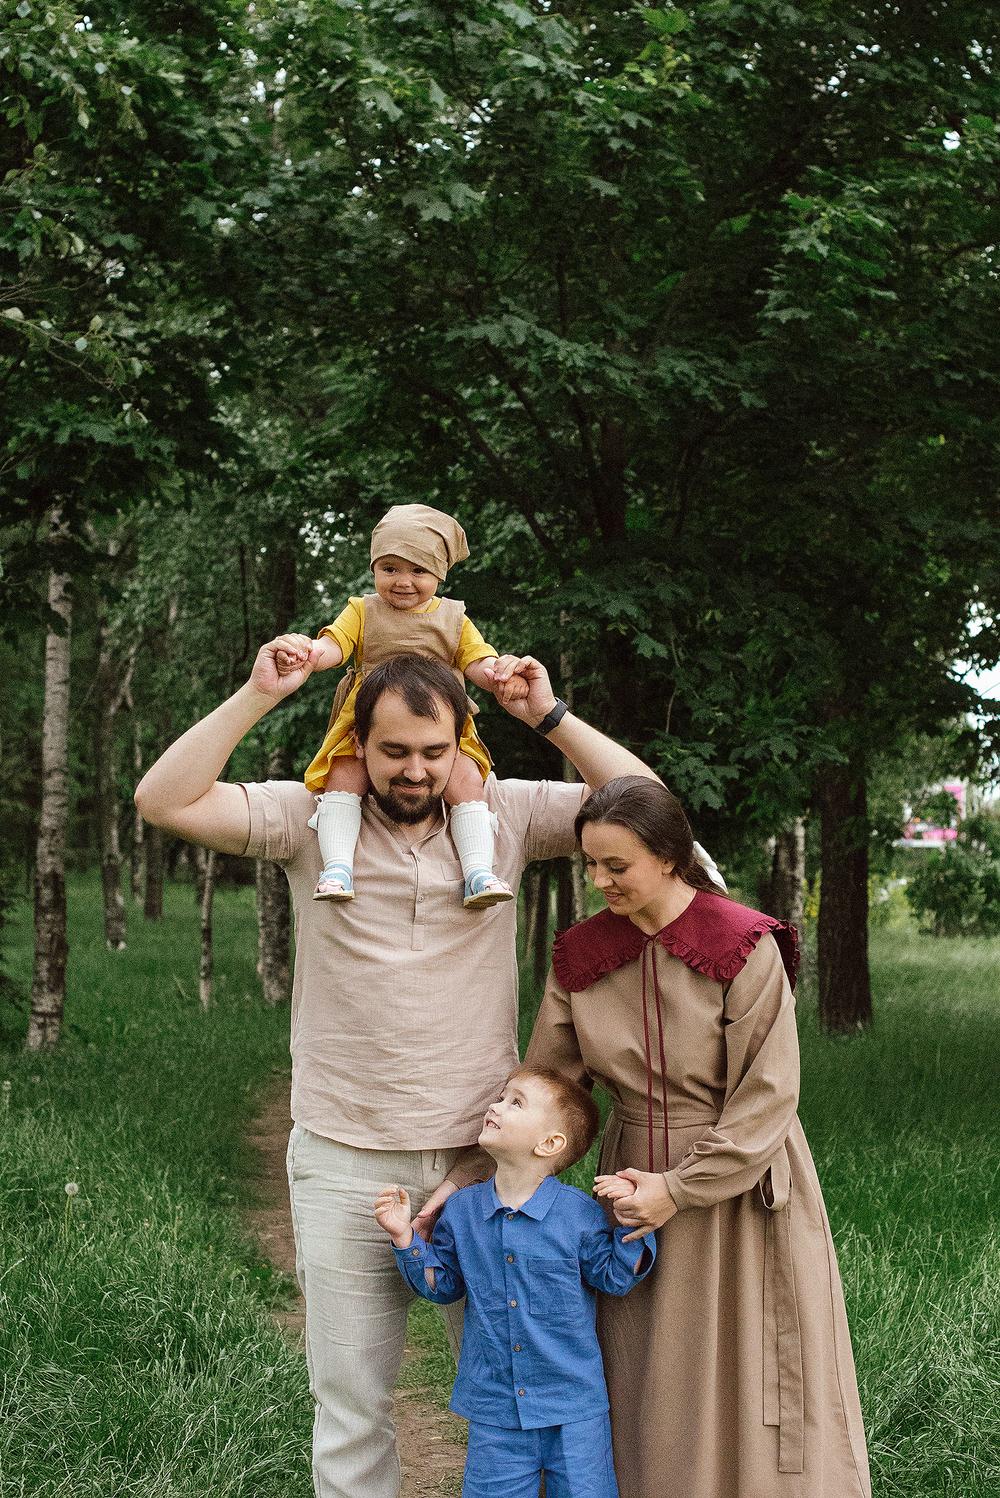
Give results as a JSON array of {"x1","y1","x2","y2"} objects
[
  {"x1": 2, "y1": 881, "x2": 997, "y2": 1496},
  {"x1": 0, "y1": 878, "x2": 312, "y2": 1498}
]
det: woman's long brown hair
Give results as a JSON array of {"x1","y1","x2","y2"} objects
[{"x1": 574, "y1": 775, "x2": 727, "y2": 895}]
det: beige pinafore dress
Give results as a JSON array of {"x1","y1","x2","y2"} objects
[{"x1": 304, "y1": 594, "x2": 491, "y2": 791}]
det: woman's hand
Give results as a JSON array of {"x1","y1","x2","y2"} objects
[
  {"x1": 594, "y1": 1173, "x2": 637, "y2": 1203},
  {"x1": 605, "y1": 1168, "x2": 678, "y2": 1243},
  {"x1": 374, "y1": 1185, "x2": 414, "y2": 1249}
]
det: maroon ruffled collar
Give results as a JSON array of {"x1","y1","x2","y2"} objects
[{"x1": 552, "y1": 889, "x2": 799, "y2": 994}]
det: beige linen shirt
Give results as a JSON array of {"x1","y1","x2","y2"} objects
[{"x1": 242, "y1": 776, "x2": 585, "y2": 1162}]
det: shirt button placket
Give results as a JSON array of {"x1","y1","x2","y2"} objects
[{"x1": 410, "y1": 851, "x2": 425, "y2": 952}]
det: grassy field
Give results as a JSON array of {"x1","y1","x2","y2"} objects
[
  {"x1": 2, "y1": 878, "x2": 998, "y2": 1496},
  {"x1": 0, "y1": 878, "x2": 312, "y2": 1498}
]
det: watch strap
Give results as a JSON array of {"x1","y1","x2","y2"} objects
[{"x1": 534, "y1": 698, "x2": 570, "y2": 735}]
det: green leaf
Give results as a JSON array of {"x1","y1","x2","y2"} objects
[
  {"x1": 497, "y1": 0, "x2": 536, "y2": 28},
  {"x1": 645, "y1": 8, "x2": 688, "y2": 36},
  {"x1": 369, "y1": 88, "x2": 402, "y2": 121}
]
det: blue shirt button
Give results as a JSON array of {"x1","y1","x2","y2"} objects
[{"x1": 509, "y1": 1298, "x2": 517, "y2": 1307}]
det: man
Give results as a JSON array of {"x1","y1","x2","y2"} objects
[{"x1": 135, "y1": 641, "x2": 712, "y2": 1497}]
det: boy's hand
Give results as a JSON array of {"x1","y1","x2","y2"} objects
[
  {"x1": 607, "y1": 1168, "x2": 678, "y2": 1243},
  {"x1": 374, "y1": 1185, "x2": 414, "y2": 1249},
  {"x1": 594, "y1": 1173, "x2": 638, "y2": 1203}
]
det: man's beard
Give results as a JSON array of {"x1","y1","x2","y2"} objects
[{"x1": 371, "y1": 780, "x2": 444, "y2": 825}]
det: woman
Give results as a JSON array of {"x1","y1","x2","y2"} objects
[{"x1": 525, "y1": 776, "x2": 871, "y2": 1498}]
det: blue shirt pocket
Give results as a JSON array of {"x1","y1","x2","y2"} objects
[{"x1": 526, "y1": 1256, "x2": 584, "y2": 1323}]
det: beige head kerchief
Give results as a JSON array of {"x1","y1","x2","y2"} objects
[{"x1": 370, "y1": 504, "x2": 470, "y2": 580}]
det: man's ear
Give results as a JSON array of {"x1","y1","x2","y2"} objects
[
  {"x1": 534, "y1": 1131, "x2": 567, "y2": 1161},
  {"x1": 353, "y1": 731, "x2": 365, "y2": 762}
]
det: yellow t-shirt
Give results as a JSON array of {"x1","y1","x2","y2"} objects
[{"x1": 320, "y1": 596, "x2": 497, "y2": 675}]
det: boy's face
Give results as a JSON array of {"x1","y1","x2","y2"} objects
[
  {"x1": 372, "y1": 555, "x2": 439, "y2": 610},
  {"x1": 479, "y1": 1075, "x2": 566, "y2": 1167}
]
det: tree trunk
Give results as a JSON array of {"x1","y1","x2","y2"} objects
[
  {"x1": 532, "y1": 864, "x2": 551, "y2": 991},
  {"x1": 27, "y1": 528, "x2": 71, "y2": 1052},
  {"x1": 769, "y1": 819, "x2": 805, "y2": 928},
  {"x1": 559, "y1": 617, "x2": 587, "y2": 925},
  {"x1": 817, "y1": 763, "x2": 872, "y2": 1032},
  {"x1": 198, "y1": 847, "x2": 217, "y2": 1010},
  {"x1": 130, "y1": 717, "x2": 145, "y2": 901},
  {"x1": 94, "y1": 620, "x2": 127, "y2": 950},
  {"x1": 256, "y1": 748, "x2": 292, "y2": 1006},
  {"x1": 144, "y1": 823, "x2": 164, "y2": 920},
  {"x1": 254, "y1": 543, "x2": 296, "y2": 1007}
]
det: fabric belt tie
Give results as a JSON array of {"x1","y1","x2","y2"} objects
[
  {"x1": 611, "y1": 1104, "x2": 719, "y2": 1130},
  {"x1": 759, "y1": 1147, "x2": 804, "y2": 1474}
]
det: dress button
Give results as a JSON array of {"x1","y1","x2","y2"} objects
[
  {"x1": 513, "y1": 1344, "x2": 521, "y2": 1352},
  {"x1": 506, "y1": 1213, "x2": 514, "y2": 1220},
  {"x1": 509, "y1": 1298, "x2": 517, "y2": 1308},
  {"x1": 506, "y1": 1254, "x2": 515, "y2": 1263},
  {"x1": 517, "y1": 1388, "x2": 526, "y2": 1397}
]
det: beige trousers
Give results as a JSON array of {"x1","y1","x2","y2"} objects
[{"x1": 286, "y1": 1124, "x2": 465, "y2": 1498}]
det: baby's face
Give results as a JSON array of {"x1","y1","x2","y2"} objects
[
  {"x1": 372, "y1": 556, "x2": 439, "y2": 610},
  {"x1": 479, "y1": 1075, "x2": 562, "y2": 1163}
]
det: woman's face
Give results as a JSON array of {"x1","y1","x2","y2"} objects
[{"x1": 581, "y1": 821, "x2": 677, "y2": 917}]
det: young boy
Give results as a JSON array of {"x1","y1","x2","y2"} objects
[{"x1": 373, "y1": 1066, "x2": 655, "y2": 1498}]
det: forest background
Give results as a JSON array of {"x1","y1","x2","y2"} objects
[
  {"x1": 3, "y1": 0, "x2": 1000, "y2": 1039},
  {"x1": 1, "y1": 2, "x2": 999, "y2": 1494}
]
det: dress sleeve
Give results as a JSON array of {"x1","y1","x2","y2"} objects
[
  {"x1": 318, "y1": 597, "x2": 364, "y2": 664},
  {"x1": 579, "y1": 1218, "x2": 656, "y2": 1294},
  {"x1": 392, "y1": 1215, "x2": 467, "y2": 1304},
  {"x1": 664, "y1": 934, "x2": 800, "y2": 1211},
  {"x1": 524, "y1": 966, "x2": 591, "y2": 1088},
  {"x1": 454, "y1": 614, "x2": 499, "y2": 673}
]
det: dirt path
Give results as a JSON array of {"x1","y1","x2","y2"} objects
[{"x1": 243, "y1": 1084, "x2": 467, "y2": 1497}]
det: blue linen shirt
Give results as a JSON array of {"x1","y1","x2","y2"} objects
[{"x1": 393, "y1": 1174, "x2": 655, "y2": 1430}]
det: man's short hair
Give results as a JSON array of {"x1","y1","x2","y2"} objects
[
  {"x1": 511, "y1": 1065, "x2": 600, "y2": 1171},
  {"x1": 353, "y1": 653, "x2": 468, "y2": 745}
]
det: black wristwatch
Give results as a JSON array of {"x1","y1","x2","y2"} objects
[{"x1": 533, "y1": 698, "x2": 570, "y2": 736}]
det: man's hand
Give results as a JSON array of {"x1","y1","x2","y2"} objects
[
  {"x1": 374, "y1": 1185, "x2": 414, "y2": 1249},
  {"x1": 411, "y1": 1178, "x2": 458, "y2": 1242},
  {"x1": 489, "y1": 656, "x2": 557, "y2": 727},
  {"x1": 606, "y1": 1168, "x2": 678, "y2": 1243},
  {"x1": 249, "y1": 637, "x2": 317, "y2": 703},
  {"x1": 273, "y1": 632, "x2": 317, "y2": 676}
]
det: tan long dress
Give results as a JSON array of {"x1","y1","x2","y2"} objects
[{"x1": 525, "y1": 907, "x2": 871, "y2": 1498}]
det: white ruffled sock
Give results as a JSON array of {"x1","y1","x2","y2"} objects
[
  {"x1": 449, "y1": 800, "x2": 499, "y2": 883},
  {"x1": 307, "y1": 791, "x2": 363, "y2": 878}
]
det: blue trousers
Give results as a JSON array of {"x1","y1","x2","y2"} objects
[{"x1": 462, "y1": 1412, "x2": 618, "y2": 1498}]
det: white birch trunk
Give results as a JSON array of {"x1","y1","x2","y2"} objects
[{"x1": 27, "y1": 523, "x2": 72, "y2": 1052}]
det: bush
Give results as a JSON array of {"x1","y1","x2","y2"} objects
[{"x1": 905, "y1": 822, "x2": 1000, "y2": 937}]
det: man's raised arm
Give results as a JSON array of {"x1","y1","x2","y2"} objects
[
  {"x1": 490, "y1": 654, "x2": 661, "y2": 790},
  {"x1": 134, "y1": 639, "x2": 314, "y2": 854}
]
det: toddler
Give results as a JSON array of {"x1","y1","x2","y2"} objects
[
  {"x1": 274, "y1": 504, "x2": 522, "y2": 908},
  {"x1": 374, "y1": 1067, "x2": 655, "y2": 1498}
]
